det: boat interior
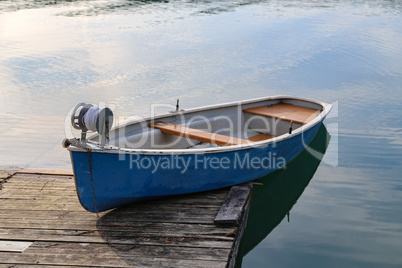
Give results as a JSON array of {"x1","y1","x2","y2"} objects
[{"x1": 101, "y1": 98, "x2": 323, "y2": 150}]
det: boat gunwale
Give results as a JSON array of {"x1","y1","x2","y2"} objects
[{"x1": 67, "y1": 95, "x2": 332, "y2": 155}]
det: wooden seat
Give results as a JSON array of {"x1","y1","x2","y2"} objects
[
  {"x1": 246, "y1": 133, "x2": 274, "y2": 142},
  {"x1": 243, "y1": 103, "x2": 321, "y2": 124},
  {"x1": 149, "y1": 122, "x2": 273, "y2": 146}
]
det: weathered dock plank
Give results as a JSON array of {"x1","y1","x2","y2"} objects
[
  {"x1": 18, "y1": 169, "x2": 74, "y2": 176},
  {"x1": 0, "y1": 240, "x2": 33, "y2": 253},
  {"x1": 0, "y1": 169, "x2": 251, "y2": 267},
  {"x1": 214, "y1": 184, "x2": 253, "y2": 225},
  {"x1": 0, "y1": 252, "x2": 228, "y2": 268},
  {"x1": 0, "y1": 167, "x2": 20, "y2": 190}
]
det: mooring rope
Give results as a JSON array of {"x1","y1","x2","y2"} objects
[{"x1": 83, "y1": 106, "x2": 100, "y2": 132}]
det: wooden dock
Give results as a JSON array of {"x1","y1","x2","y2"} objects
[{"x1": 0, "y1": 168, "x2": 252, "y2": 267}]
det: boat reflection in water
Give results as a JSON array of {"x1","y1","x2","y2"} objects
[{"x1": 236, "y1": 124, "x2": 330, "y2": 267}]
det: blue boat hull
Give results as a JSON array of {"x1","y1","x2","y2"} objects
[{"x1": 71, "y1": 122, "x2": 323, "y2": 212}]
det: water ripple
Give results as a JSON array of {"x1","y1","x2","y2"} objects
[{"x1": 1, "y1": 0, "x2": 402, "y2": 17}]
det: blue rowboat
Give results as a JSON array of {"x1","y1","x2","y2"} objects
[{"x1": 64, "y1": 95, "x2": 332, "y2": 213}]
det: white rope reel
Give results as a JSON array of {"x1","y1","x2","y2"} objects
[
  {"x1": 70, "y1": 103, "x2": 114, "y2": 146},
  {"x1": 83, "y1": 106, "x2": 101, "y2": 132}
]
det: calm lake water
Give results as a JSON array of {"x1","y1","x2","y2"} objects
[{"x1": 1, "y1": 0, "x2": 402, "y2": 267}]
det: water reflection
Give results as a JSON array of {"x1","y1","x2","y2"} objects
[
  {"x1": 1, "y1": 0, "x2": 401, "y2": 16},
  {"x1": 236, "y1": 124, "x2": 330, "y2": 267}
]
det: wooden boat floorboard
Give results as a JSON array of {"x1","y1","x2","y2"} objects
[{"x1": 0, "y1": 169, "x2": 251, "y2": 268}]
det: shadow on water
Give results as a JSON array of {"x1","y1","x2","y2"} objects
[{"x1": 235, "y1": 124, "x2": 330, "y2": 267}]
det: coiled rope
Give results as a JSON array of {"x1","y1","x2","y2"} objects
[{"x1": 83, "y1": 106, "x2": 100, "y2": 132}]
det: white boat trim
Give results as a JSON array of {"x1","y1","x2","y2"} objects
[{"x1": 68, "y1": 95, "x2": 332, "y2": 155}]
